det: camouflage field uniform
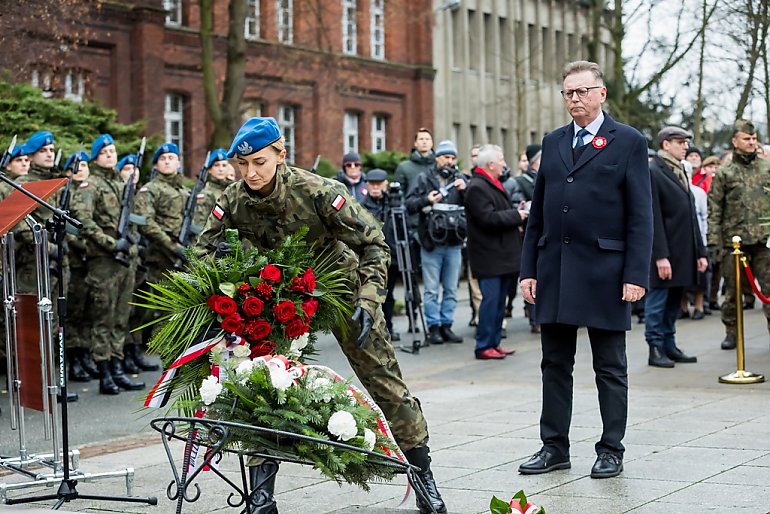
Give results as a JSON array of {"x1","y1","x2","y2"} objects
[
  {"x1": 192, "y1": 176, "x2": 230, "y2": 234},
  {"x1": 196, "y1": 164, "x2": 429, "y2": 452},
  {"x1": 707, "y1": 151, "x2": 770, "y2": 338},
  {"x1": 70, "y1": 163, "x2": 135, "y2": 362},
  {"x1": 65, "y1": 179, "x2": 94, "y2": 353}
]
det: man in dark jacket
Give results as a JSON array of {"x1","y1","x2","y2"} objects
[
  {"x1": 406, "y1": 139, "x2": 467, "y2": 344},
  {"x1": 335, "y1": 151, "x2": 367, "y2": 203},
  {"x1": 464, "y1": 144, "x2": 528, "y2": 359},
  {"x1": 646, "y1": 127, "x2": 708, "y2": 367}
]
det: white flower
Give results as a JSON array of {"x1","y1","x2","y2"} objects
[
  {"x1": 267, "y1": 363, "x2": 294, "y2": 391},
  {"x1": 213, "y1": 340, "x2": 229, "y2": 353},
  {"x1": 232, "y1": 344, "x2": 251, "y2": 359},
  {"x1": 308, "y1": 376, "x2": 333, "y2": 402},
  {"x1": 327, "y1": 411, "x2": 358, "y2": 441},
  {"x1": 363, "y1": 428, "x2": 376, "y2": 451},
  {"x1": 235, "y1": 359, "x2": 256, "y2": 378},
  {"x1": 199, "y1": 376, "x2": 222, "y2": 405},
  {"x1": 290, "y1": 334, "x2": 309, "y2": 355},
  {"x1": 346, "y1": 389, "x2": 358, "y2": 405}
]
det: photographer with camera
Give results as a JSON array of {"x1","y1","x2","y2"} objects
[{"x1": 406, "y1": 139, "x2": 467, "y2": 345}]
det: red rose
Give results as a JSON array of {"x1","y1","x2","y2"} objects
[
  {"x1": 260, "y1": 264, "x2": 281, "y2": 282},
  {"x1": 242, "y1": 297, "x2": 265, "y2": 317},
  {"x1": 245, "y1": 318, "x2": 272, "y2": 341},
  {"x1": 238, "y1": 283, "x2": 253, "y2": 297},
  {"x1": 256, "y1": 282, "x2": 274, "y2": 300},
  {"x1": 289, "y1": 277, "x2": 306, "y2": 293},
  {"x1": 285, "y1": 317, "x2": 309, "y2": 339},
  {"x1": 302, "y1": 269, "x2": 316, "y2": 293},
  {"x1": 273, "y1": 300, "x2": 296, "y2": 323},
  {"x1": 250, "y1": 340, "x2": 276, "y2": 359},
  {"x1": 221, "y1": 313, "x2": 245, "y2": 335},
  {"x1": 301, "y1": 298, "x2": 319, "y2": 318},
  {"x1": 207, "y1": 295, "x2": 238, "y2": 316}
]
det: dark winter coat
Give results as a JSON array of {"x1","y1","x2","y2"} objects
[
  {"x1": 405, "y1": 167, "x2": 467, "y2": 250},
  {"x1": 464, "y1": 170, "x2": 524, "y2": 279},
  {"x1": 335, "y1": 170, "x2": 368, "y2": 204},
  {"x1": 520, "y1": 113, "x2": 653, "y2": 331},
  {"x1": 648, "y1": 154, "x2": 707, "y2": 289},
  {"x1": 395, "y1": 150, "x2": 435, "y2": 229}
]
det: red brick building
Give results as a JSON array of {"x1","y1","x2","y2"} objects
[{"x1": 24, "y1": 0, "x2": 435, "y2": 173}]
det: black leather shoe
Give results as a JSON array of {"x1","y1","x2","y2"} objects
[
  {"x1": 128, "y1": 344, "x2": 160, "y2": 372},
  {"x1": 678, "y1": 309, "x2": 690, "y2": 319},
  {"x1": 721, "y1": 336, "x2": 736, "y2": 350},
  {"x1": 67, "y1": 349, "x2": 91, "y2": 382},
  {"x1": 78, "y1": 348, "x2": 100, "y2": 379},
  {"x1": 709, "y1": 301, "x2": 720, "y2": 311},
  {"x1": 404, "y1": 446, "x2": 447, "y2": 514},
  {"x1": 110, "y1": 358, "x2": 146, "y2": 391},
  {"x1": 743, "y1": 301, "x2": 755, "y2": 310},
  {"x1": 123, "y1": 353, "x2": 141, "y2": 374},
  {"x1": 666, "y1": 346, "x2": 697, "y2": 363},
  {"x1": 427, "y1": 326, "x2": 444, "y2": 345},
  {"x1": 97, "y1": 360, "x2": 120, "y2": 395},
  {"x1": 440, "y1": 324, "x2": 463, "y2": 343},
  {"x1": 648, "y1": 346, "x2": 675, "y2": 368},
  {"x1": 692, "y1": 310, "x2": 705, "y2": 320},
  {"x1": 591, "y1": 452, "x2": 623, "y2": 478},
  {"x1": 56, "y1": 391, "x2": 79, "y2": 403},
  {"x1": 390, "y1": 331, "x2": 401, "y2": 342},
  {"x1": 518, "y1": 449, "x2": 571, "y2": 475}
]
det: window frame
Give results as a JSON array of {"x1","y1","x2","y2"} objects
[
  {"x1": 164, "y1": 93, "x2": 185, "y2": 162},
  {"x1": 342, "y1": 0, "x2": 357, "y2": 55},
  {"x1": 371, "y1": 114, "x2": 387, "y2": 152},
  {"x1": 277, "y1": 0, "x2": 293, "y2": 44},
  {"x1": 343, "y1": 111, "x2": 360, "y2": 155},
  {"x1": 278, "y1": 104, "x2": 296, "y2": 164}
]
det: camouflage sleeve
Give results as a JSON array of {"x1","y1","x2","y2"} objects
[
  {"x1": 707, "y1": 167, "x2": 725, "y2": 249},
  {"x1": 194, "y1": 188, "x2": 232, "y2": 258},
  {"x1": 318, "y1": 184, "x2": 390, "y2": 315},
  {"x1": 135, "y1": 184, "x2": 178, "y2": 256},
  {"x1": 70, "y1": 184, "x2": 116, "y2": 252}
]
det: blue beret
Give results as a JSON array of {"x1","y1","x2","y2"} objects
[
  {"x1": 64, "y1": 151, "x2": 89, "y2": 172},
  {"x1": 25, "y1": 131, "x2": 55, "y2": 154},
  {"x1": 207, "y1": 148, "x2": 228, "y2": 168},
  {"x1": 117, "y1": 154, "x2": 137, "y2": 172},
  {"x1": 9, "y1": 143, "x2": 29, "y2": 160},
  {"x1": 227, "y1": 117, "x2": 281, "y2": 158},
  {"x1": 152, "y1": 143, "x2": 179, "y2": 164},
  {"x1": 90, "y1": 133, "x2": 115, "y2": 160}
]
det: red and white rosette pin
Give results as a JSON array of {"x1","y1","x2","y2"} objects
[{"x1": 592, "y1": 136, "x2": 607, "y2": 149}]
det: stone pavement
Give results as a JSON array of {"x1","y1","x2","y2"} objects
[{"x1": 2, "y1": 286, "x2": 770, "y2": 513}]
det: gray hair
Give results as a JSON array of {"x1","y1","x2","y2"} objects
[
  {"x1": 562, "y1": 60, "x2": 604, "y2": 84},
  {"x1": 476, "y1": 144, "x2": 503, "y2": 170}
]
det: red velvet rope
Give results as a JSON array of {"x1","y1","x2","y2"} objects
[{"x1": 742, "y1": 262, "x2": 770, "y2": 304}]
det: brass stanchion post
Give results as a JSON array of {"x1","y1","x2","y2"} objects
[{"x1": 719, "y1": 236, "x2": 765, "y2": 384}]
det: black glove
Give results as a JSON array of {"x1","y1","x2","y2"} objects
[
  {"x1": 352, "y1": 306, "x2": 374, "y2": 349},
  {"x1": 114, "y1": 238, "x2": 131, "y2": 254},
  {"x1": 215, "y1": 242, "x2": 232, "y2": 258}
]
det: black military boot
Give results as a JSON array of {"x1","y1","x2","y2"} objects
[
  {"x1": 648, "y1": 346, "x2": 675, "y2": 368},
  {"x1": 439, "y1": 324, "x2": 463, "y2": 343},
  {"x1": 97, "y1": 360, "x2": 120, "y2": 395},
  {"x1": 122, "y1": 347, "x2": 141, "y2": 374},
  {"x1": 427, "y1": 325, "x2": 443, "y2": 345},
  {"x1": 110, "y1": 357, "x2": 146, "y2": 391},
  {"x1": 67, "y1": 348, "x2": 91, "y2": 382},
  {"x1": 404, "y1": 446, "x2": 447, "y2": 514},
  {"x1": 127, "y1": 343, "x2": 160, "y2": 372},
  {"x1": 78, "y1": 348, "x2": 100, "y2": 379},
  {"x1": 721, "y1": 335, "x2": 736, "y2": 350},
  {"x1": 240, "y1": 462, "x2": 279, "y2": 514}
]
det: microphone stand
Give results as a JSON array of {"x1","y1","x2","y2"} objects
[{"x1": 0, "y1": 168, "x2": 157, "y2": 509}]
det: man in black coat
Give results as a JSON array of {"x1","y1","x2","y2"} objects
[
  {"x1": 518, "y1": 61, "x2": 653, "y2": 479},
  {"x1": 464, "y1": 144, "x2": 528, "y2": 360},
  {"x1": 645, "y1": 126, "x2": 708, "y2": 368}
]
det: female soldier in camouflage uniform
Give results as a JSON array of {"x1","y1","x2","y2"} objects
[{"x1": 196, "y1": 117, "x2": 446, "y2": 514}]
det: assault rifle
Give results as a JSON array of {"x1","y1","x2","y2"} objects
[
  {"x1": 114, "y1": 137, "x2": 146, "y2": 267},
  {"x1": 310, "y1": 154, "x2": 321, "y2": 174},
  {"x1": 0, "y1": 135, "x2": 16, "y2": 170},
  {"x1": 59, "y1": 148, "x2": 83, "y2": 212},
  {"x1": 177, "y1": 151, "x2": 211, "y2": 248}
]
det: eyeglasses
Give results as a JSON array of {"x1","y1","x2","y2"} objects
[
  {"x1": 560, "y1": 86, "x2": 603, "y2": 100},
  {"x1": 345, "y1": 162, "x2": 362, "y2": 168}
]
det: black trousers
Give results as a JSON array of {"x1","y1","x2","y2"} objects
[{"x1": 539, "y1": 323, "x2": 628, "y2": 458}]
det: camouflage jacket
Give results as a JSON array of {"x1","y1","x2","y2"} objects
[
  {"x1": 192, "y1": 176, "x2": 230, "y2": 232},
  {"x1": 707, "y1": 153, "x2": 770, "y2": 249},
  {"x1": 134, "y1": 172, "x2": 189, "y2": 263},
  {"x1": 13, "y1": 164, "x2": 61, "y2": 253},
  {"x1": 65, "y1": 178, "x2": 92, "y2": 268},
  {"x1": 69, "y1": 163, "x2": 125, "y2": 258},
  {"x1": 195, "y1": 164, "x2": 390, "y2": 315}
]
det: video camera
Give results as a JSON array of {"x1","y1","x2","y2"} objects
[{"x1": 387, "y1": 181, "x2": 404, "y2": 208}]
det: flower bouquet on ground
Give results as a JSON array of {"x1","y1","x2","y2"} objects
[
  {"x1": 135, "y1": 228, "x2": 403, "y2": 487},
  {"x1": 490, "y1": 490, "x2": 545, "y2": 514}
]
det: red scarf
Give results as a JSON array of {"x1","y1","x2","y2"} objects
[{"x1": 475, "y1": 168, "x2": 505, "y2": 192}]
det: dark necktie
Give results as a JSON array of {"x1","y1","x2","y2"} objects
[{"x1": 574, "y1": 128, "x2": 590, "y2": 148}]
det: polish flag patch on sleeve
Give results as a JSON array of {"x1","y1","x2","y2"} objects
[
  {"x1": 331, "y1": 194, "x2": 346, "y2": 211},
  {"x1": 212, "y1": 204, "x2": 225, "y2": 220}
]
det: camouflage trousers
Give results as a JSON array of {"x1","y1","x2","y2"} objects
[
  {"x1": 720, "y1": 243, "x2": 770, "y2": 337},
  {"x1": 331, "y1": 303, "x2": 429, "y2": 453},
  {"x1": 126, "y1": 267, "x2": 148, "y2": 347},
  {"x1": 86, "y1": 257, "x2": 135, "y2": 362},
  {"x1": 66, "y1": 264, "x2": 92, "y2": 350}
]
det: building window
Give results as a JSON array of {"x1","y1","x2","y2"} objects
[
  {"x1": 370, "y1": 0, "x2": 385, "y2": 59},
  {"x1": 164, "y1": 0, "x2": 182, "y2": 26},
  {"x1": 278, "y1": 105, "x2": 296, "y2": 163},
  {"x1": 31, "y1": 69, "x2": 53, "y2": 98},
  {"x1": 343, "y1": 111, "x2": 359, "y2": 154},
  {"x1": 164, "y1": 93, "x2": 185, "y2": 158},
  {"x1": 342, "y1": 0, "x2": 357, "y2": 55},
  {"x1": 64, "y1": 70, "x2": 85, "y2": 103},
  {"x1": 277, "y1": 0, "x2": 293, "y2": 44},
  {"x1": 241, "y1": 100, "x2": 263, "y2": 124},
  {"x1": 245, "y1": 0, "x2": 260, "y2": 39},
  {"x1": 371, "y1": 115, "x2": 387, "y2": 152}
]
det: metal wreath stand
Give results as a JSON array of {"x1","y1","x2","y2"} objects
[{"x1": 151, "y1": 416, "x2": 439, "y2": 514}]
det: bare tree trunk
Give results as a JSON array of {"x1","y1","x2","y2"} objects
[
  {"x1": 763, "y1": 30, "x2": 770, "y2": 137},
  {"x1": 693, "y1": 0, "x2": 707, "y2": 147},
  {"x1": 218, "y1": 0, "x2": 247, "y2": 147},
  {"x1": 734, "y1": 0, "x2": 767, "y2": 119},
  {"x1": 609, "y1": 0, "x2": 625, "y2": 117},
  {"x1": 587, "y1": 0, "x2": 603, "y2": 63},
  {"x1": 200, "y1": 0, "x2": 222, "y2": 135}
]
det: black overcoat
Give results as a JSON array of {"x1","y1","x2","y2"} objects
[
  {"x1": 648, "y1": 154, "x2": 707, "y2": 289},
  {"x1": 464, "y1": 170, "x2": 524, "y2": 279},
  {"x1": 520, "y1": 113, "x2": 653, "y2": 331}
]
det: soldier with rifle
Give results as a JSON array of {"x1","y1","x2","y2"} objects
[
  {"x1": 70, "y1": 134, "x2": 145, "y2": 395},
  {"x1": 177, "y1": 150, "x2": 211, "y2": 255},
  {"x1": 192, "y1": 149, "x2": 232, "y2": 237}
]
